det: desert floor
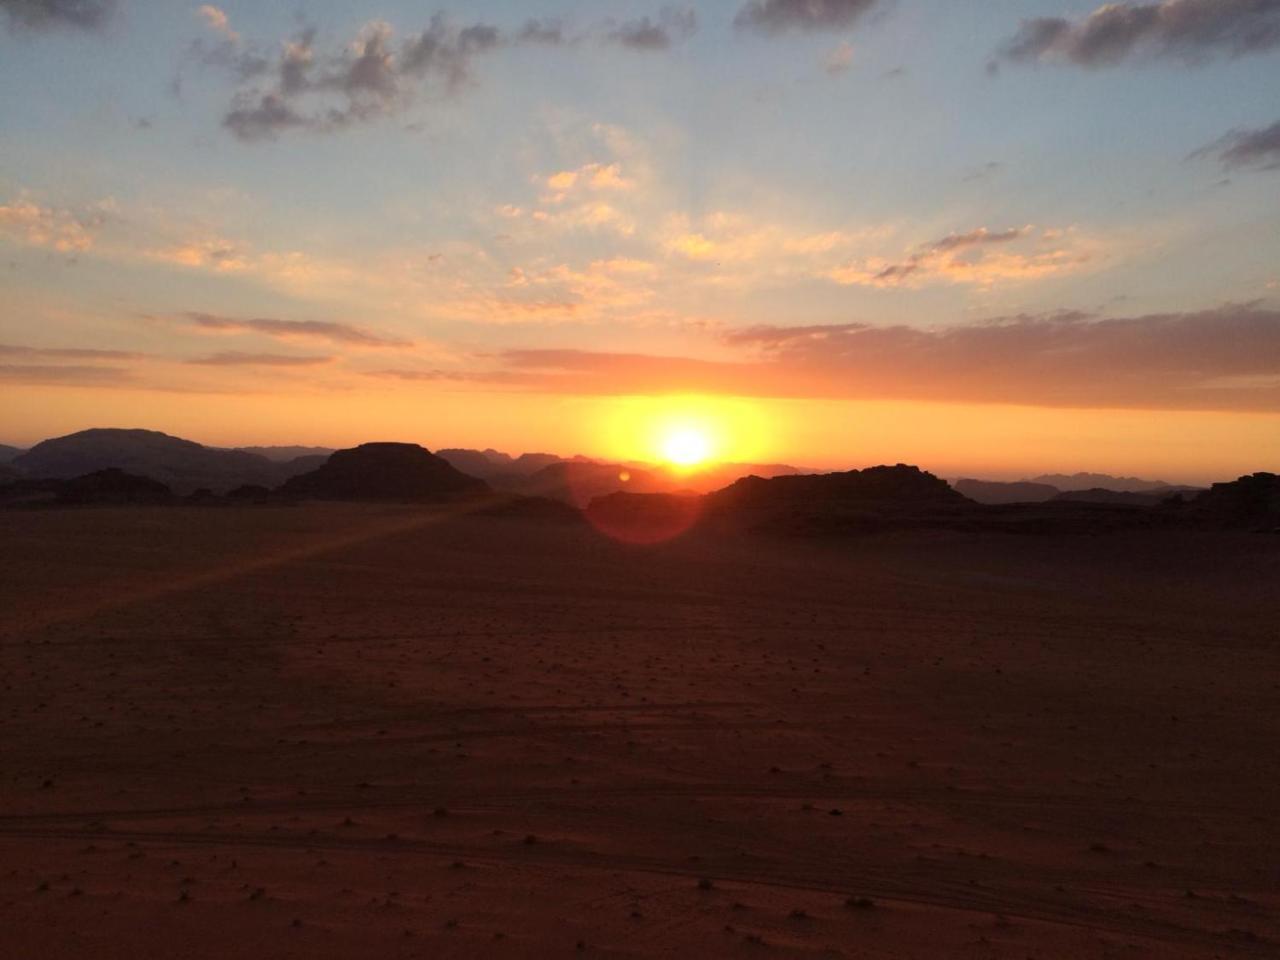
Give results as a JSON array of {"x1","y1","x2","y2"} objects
[{"x1": 0, "y1": 504, "x2": 1277, "y2": 958}]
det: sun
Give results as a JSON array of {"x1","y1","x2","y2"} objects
[{"x1": 660, "y1": 426, "x2": 712, "y2": 468}]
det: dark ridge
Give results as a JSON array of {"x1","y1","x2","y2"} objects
[
  {"x1": 278, "y1": 442, "x2": 489, "y2": 502},
  {"x1": 11, "y1": 428, "x2": 315, "y2": 494},
  {"x1": 1189, "y1": 472, "x2": 1280, "y2": 529}
]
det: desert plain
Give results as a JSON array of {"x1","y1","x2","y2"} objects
[{"x1": 1, "y1": 503, "x2": 1277, "y2": 958}]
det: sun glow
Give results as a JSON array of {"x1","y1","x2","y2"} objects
[
  {"x1": 586, "y1": 395, "x2": 776, "y2": 470},
  {"x1": 661, "y1": 426, "x2": 712, "y2": 467}
]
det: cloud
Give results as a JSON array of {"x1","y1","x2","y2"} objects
[
  {"x1": 827, "y1": 226, "x2": 1095, "y2": 287},
  {"x1": 823, "y1": 41, "x2": 855, "y2": 75},
  {"x1": 1193, "y1": 119, "x2": 1280, "y2": 170},
  {"x1": 994, "y1": 0, "x2": 1280, "y2": 69},
  {"x1": 218, "y1": 17, "x2": 503, "y2": 141},
  {"x1": 434, "y1": 304, "x2": 1280, "y2": 412},
  {"x1": 606, "y1": 7, "x2": 697, "y2": 50},
  {"x1": 186, "y1": 351, "x2": 334, "y2": 367},
  {"x1": 0, "y1": 364, "x2": 130, "y2": 384},
  {"x1": 211, "y1": 12, "x2": 698, "y2": 140},
  {"x1": 197, "y1": 4, "x2": 237, "y2": 43},
  {"x1": 721, "y1": 303, "x2": 1280, "y2": 410},
  {"x1": 0, "y1": 197, "x2": 102, "y2": 252},
  {"x1": 0, "y1": 343, "x2": 143, "y2": 360},
  {"x1": 735, "y1": 0, "x2": 880, "y2": 34},
  {"x1": 0, "y1": 0, "x2": 115, "y2": 31},
  {"x1": 517, "y1": 18, "x2": 565, "y2": 45},
  {"x1": 185, "y1": 312, "x2": 412, "y2": 348}
]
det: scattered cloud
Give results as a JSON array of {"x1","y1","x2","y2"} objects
[
  {"x1": 185, "y1": 312, "x2": 412, "y2": 348},
  {"x1": 186, "y1": 351, "x2": 334, "y2": 367},
  {"x1": 211, "y1": 11, "x2": 696, "y2": 141},
  {"x1": 0, "y1": 0, "x2": 115, "y2": 32},
  {"x1": 150, "y1": 236, "x2": 249, "y2": 271},
  {"x1": 1193, "y1": 119, "x2": 1280, "y2": 170},
  {"x1": 994, "y1": 0, "x2": 1280, "y2": 70},
  {"x1": 196, "y1": 4, "x2": 237, "y2": 43},
  {"x1": 823, "y1": 41, "x2": 855, "y2": 75},
  {"x1": 735, "y1": 0, "x2": 880, "y2": 34},
  {"x1": 0, "y1": 197, "x2": 103, "y2": 253},
  {"x1": 606, "y1": 7, "x2": 697, "y2": 50}
]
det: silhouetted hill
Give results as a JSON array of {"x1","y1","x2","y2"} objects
[
  {"x1": 0, "y1": 444, "x2": 23, "y2": 464},
  {"x1": 0, "y1": 462, "x2": 20, "y2": 482},
  {"x1": 279, "y1": 443, "x2": 489, "y2": 502},
  {"x1": 1188, "y1": 473, "x2": 1280, "y2": 528},
  {"x1": 953, "y1": 479, "x2": 1060, "y2": 504},
  {"x1": 588, "y1": 465, "x2": 970, "y2": 540},
  {"x1": 712, "y1": 465, "x2": 966, "y2": 510},
  {"x1": 236, "y1": 445, "x2": 334, "y2": 462},
  {"x1": 0, "y1": 468, "x2": 174, "y2": 506},
  {"x1": 11, "y1": 428, "x2": 316, "y2": 494}
]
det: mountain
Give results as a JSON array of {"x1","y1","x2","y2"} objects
[
  {"x1": 57, "y1": 469, "x2": 174, "y2": 505},
  {"x1": 953, "y1": 479, "x2": 1060, "y2": 504},
  {"x1": 0, "y1": 444, "x2": 23, "y2": 464},
  {"x1": 710, "y1": 464, "x2": 967, "y2": 510},
  {"x1": 1188, "y1": 472, "x2": 1280, "y2": 528},
  {"x1": 587, "y1": 464, "x2": 969, "y2": 540},
  {"x1": 1030, "y1": 472, "x2": 1184, "y2": 493},
  {"x1": 236, "y1": 445, "x2": 334, "y2": 462},
  {"x1": 278, "y1": 443, "x2": 489, "y2": 502}
]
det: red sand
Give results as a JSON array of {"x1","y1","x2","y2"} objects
[{"x1": 1, "y1": 504, "x2": 1277, "y2": 957}]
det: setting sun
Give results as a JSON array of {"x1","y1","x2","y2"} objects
[{"x1": 661, "y1": 426, "x2": 713, "y2": 467}]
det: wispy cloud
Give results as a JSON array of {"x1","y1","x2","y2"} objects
[
  {"x1": 0, "y1": 363, "x2": 130, "y2": 384},
  {"x1": 827, "y1": 226, "x2": 1095, "y2": 287},
  {"x1": 1193, "y1": 119, "x2": 1280, "y2": 170},
  {"x1": 993, "y1": 0, "x2": 1280, "y2": 70},
  {"x1": 434, "y1": 303, "x2": 1280, "y2": 412},
  {"x1": 186, "y1": 351, "x2": 334, "y2": 367},
  {"x1": 186, "y1": 312, "x2": 412, "y2": 348},
  {"x1": 0, "y1": 343, "x2": 144, "y2": 360}
]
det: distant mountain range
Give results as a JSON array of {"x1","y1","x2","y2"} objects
[
  {"x1": 235, "y1": 445, "x2": 335, "y2": 462},
  {"x1": 953, "y1": 474, "x2": 1205, "y2": 505},
  {"x1": 2, "y1": 429, "x2": 1275, "y2": 533},
  {"x1": 9, "y1": 429, "x2": 325, "y2": 494},
  {"x1": 4, "y1": 429, "x2": 1274, "y2": 532},
  {"x1": 1028, "y1": 472, "x2": 1190, "y2": 493}
]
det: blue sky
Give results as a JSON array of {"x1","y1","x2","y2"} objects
[{"x1": 2, "y1": 0, "x2": 1279, "y2": 478}]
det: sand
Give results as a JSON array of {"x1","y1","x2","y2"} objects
[{"x1": 1, "y1": 503, "x2": 1277, "y2": 958}]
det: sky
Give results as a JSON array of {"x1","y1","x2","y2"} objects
[{"x1": 2, "y1": 0, "x2": 1279, "y2": 482}]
